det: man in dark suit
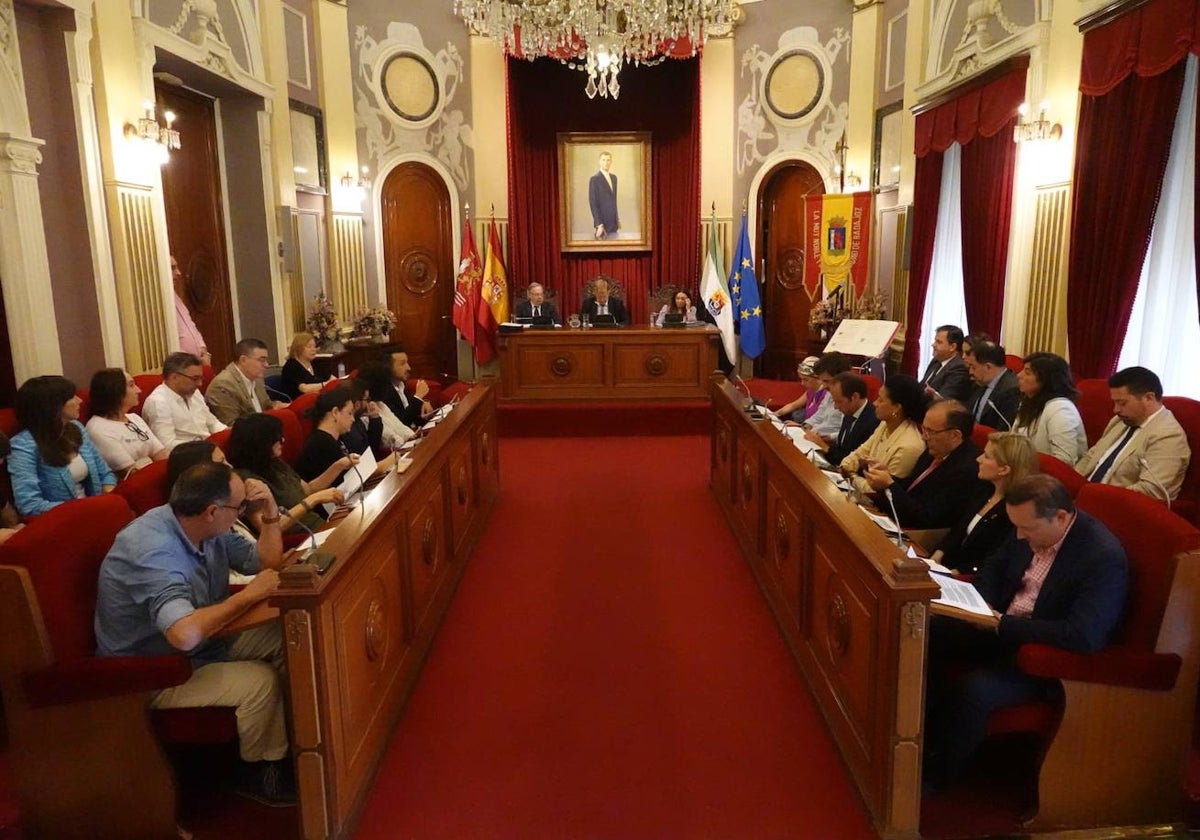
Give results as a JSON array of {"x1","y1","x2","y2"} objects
[
  {"x1": 920, "y1": 324, "x2": 972, "y2": 403},
  {"x1": 579, "y1": 278, "x2": 629, "y2": 325},
  {"x1": 513, "y1": 283, "x2": 560, "y2": 324},
  {"x1": 863, "y1": 399, "x2": 987, "y2": 528},
  {"x1": 965, "y1": 341, "x2": 1019, "y2": 430},
  {"x1": 923, "y1": 474, "x2": 1128, "y2": 788},
  {"x1": 810, "y1": 372, "x2": 879, "y2": 465},
  {"x1": 588, "y1": 151, "x2": 619, "y2": 239},
  {"x1": 377, "y1": 350, "x2": 431, "y2": 430}
]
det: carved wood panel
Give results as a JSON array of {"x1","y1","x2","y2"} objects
[
  {"x1": 766, "y1": 478, "x2": 803, "y2": 636},
  {"x1": 404, "y1": 477, "x2": 449, "y2": 640}
]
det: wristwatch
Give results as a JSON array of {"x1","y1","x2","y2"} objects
[{"x1": 260, "y1": 512, "x2": 282, "y2": 524}]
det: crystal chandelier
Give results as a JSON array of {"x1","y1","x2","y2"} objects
[{"x1": 454, "y1": 0, "x2": 732, "y2": 99}]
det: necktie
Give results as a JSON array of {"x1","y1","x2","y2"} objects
[
  {"x1": 599, "y1": 304, "x2": 607, "y2": 315},
  {"x1": 923, "y1": 361, "x2": 941, "y2": 386},
  {"x1": 838, "y1": 414, "x2": 854, "y2": 448},
  {"x1": 907, "y1": 457, "x2": 943, "y2": 490},
  {"x1": 1089, "y1": 425, "x2": 1137, "y2": 483},
  {"x1": 534, "y1": 306, "x2": 540, "y2": 318}
]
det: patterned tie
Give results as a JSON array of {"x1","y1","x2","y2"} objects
[{"x1": 1089, "y1": 425, "x2": 1137, "y2": 483}]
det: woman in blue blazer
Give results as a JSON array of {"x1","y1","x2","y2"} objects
[{"x1": 8, "y1": 375, "x2": 116, "y2": 517}]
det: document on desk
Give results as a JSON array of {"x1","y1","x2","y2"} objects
[
  {"x1": 931, "y1": 576, "x2": 994, "y2": 618},
  {"x1": 784, "y1": 425, "x2": 820, "y2": 453},
  {"x1": 858, "y1": 505, "x2": 901, "y2": 535},
  {"x1": 323, "y1": 448, "x2": 379, "y2": 516}
]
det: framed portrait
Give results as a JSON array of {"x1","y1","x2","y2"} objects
[
  {"x1": 873, "y1": 102, "x2": 904, "y2": 192},
  {"x1": 558, "y1": 131, "x2": 652, "y2": 253},
  {"x1": 289, "y1": 99, "x2": 327, "y2": 194}
]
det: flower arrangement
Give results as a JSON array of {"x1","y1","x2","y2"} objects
[
  {"x1": 808, "y1": 297, "x2": 849, "y2": 335},
  {"x1": 306, "y1": 293, "x2": 341, "y2": 346},
  {"x1": 852, "y1": 291, "x2": 889, "y2": 321},
  {"x1": 352, "y1": 306, "x2": 397, "y2": 339}
]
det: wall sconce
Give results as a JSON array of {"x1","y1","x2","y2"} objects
[
  {"x1": 845, "y1": 171, "x2": 863, "y2": 189},
  {"x1": 1013, "y1": 102, "x2": 1062, "y2": 143},
  {"x1": 341, "y1": 165, "x2": 371, "y2": 189},
  {"x1": 124, "y1": 101, "x2": 180, "y2": 165}
]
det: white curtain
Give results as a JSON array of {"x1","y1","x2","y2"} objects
[
  {"x1": 1118, "y1": 55, "x2": 1200, "y2": 399},
  {"x1": 919, "y1": 142, "x2": 970, "y2": 373}
]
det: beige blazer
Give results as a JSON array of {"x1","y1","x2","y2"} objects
[
  {"x1": 1074, "y1": 407, "x2": 1191, "y2": 501},
  {"x1": 205, "y1": 363, "x2": 272, "y2": 426},
  {"x1": 840, "y1": 420, "x2": 926, "y2": 495}
]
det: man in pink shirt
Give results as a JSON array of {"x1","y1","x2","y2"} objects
[{"x1": 172, "y1": 256, "x2": 212, "y2": 366}]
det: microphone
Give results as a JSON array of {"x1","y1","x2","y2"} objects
[
  {"x1": 1138, "y1": 456, "x2": 1173, "y2": 509},
  {"x1": 986, "y1": 398, "x2": 1013, "y2": 430},
  {"x1": 338, "y1": 441, "x2": 368, "y2": 505},
  {"x1": 731, "y1": 374, "x2": 754, "y2": 412},
  {"x1": 279, "y1": 509, "x2": 337, "y2": 574},
  {"x1": 264, "y1": 384, "x2": 292, "y2": 404},
  {"x1": 883, "y1": 488, "x2": 905, "y2": 549}
]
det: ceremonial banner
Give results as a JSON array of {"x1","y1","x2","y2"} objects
[
  {"x1": 803, "y1": 193, "x2": 872, "y2": 300},
  {"x1": 454, "y1": 222, "x2": 483, "y2": 356},
  {"x1": 700, "y1": 222, "x2": 737, "y2": 364}
]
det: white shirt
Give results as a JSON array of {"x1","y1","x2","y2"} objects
[
  {"x1": 142, "y1": 383, "x2": 228, "y2": 451},
  {"x1": 233, "y1": 366, "x2": 263, "y2": 412},
  {"x1": 85, "y1": 414, "x2": 163, "y2": 473}
]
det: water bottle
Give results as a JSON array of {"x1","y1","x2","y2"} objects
[{"x1": 336, "y1": 361, "x2": 347, "y2": 378}]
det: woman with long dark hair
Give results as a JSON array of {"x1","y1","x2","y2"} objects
[
  {"x1": 226, "y1": 413, "x2": 346, "y2": 533},
  {"x1": 839, "y1": 374, "x2": 927, "y2": 496},
  {"x1": 8, "y1": 375, "x2": 116, "y2": 516},
  {"x1": 1012, "y1": 352, "x2": 1087, "y2": 463},
  {"x1": 85, "y1": 368, "x2": 167, "y2": 477}
]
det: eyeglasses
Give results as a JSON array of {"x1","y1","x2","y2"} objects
[
  {"x1": 172, "y1": 371, "x2": 205, "y2": 383},
  {"x1": 124, "y1": 420, "x2": 150, "y2": 442},
  {"x1": 217, "y1": 500, "x2": 249, "y2": 515},
  {"x1": 921, "y1": 426, "x2": 956, "y2": 437}
]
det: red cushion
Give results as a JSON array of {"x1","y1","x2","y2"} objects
[
  {"x1": 267, "y1": 408, "x2": 305, "y2": 465},
  {"x1": 207, "y1": 427, "x2": 232, "y2": 454},
  {"x1": 1005, "y1": 354, "x2": 1023, "y2": 374},
  {"x1": 153, "y1": 706, "x2": 239, "y2": 744},
  {"x1": 1038, "y1": 452, "x2": 1087, "y2": 498},
  {"x1": 1163, "y1": 396, "x2": 1200, "y2": 527},
  {"x1": 1077, "y1": 483, "x2": 1200, "y2": 649},
  {"x1": 114, "y1": 460, "x2": 170, "y2": 515},
  {"x1": 287, "y1": 392, "x2": 320, "y2": 440},
  {"x1": 0, "y1": 495, "x2": 134, "y2": 661},
  {"x1": 75, "y1": 390, "x2": 91, "y2": 424},
  {"x1": 200, "y1": 364, "x2": 215, "y2": 393},
  {"x1": 745, "y1": 379, "x2": 804, "y2": 411},
  {"x1": 22, "y1": 654, "x2": 192, "y2": 709},
  {"x1": 0, "y1": 407, "x2": 17, "y2": 437},
  {"x1": 863, "y1": 374, "x2": 883, "y2": 402},
  {"x1": 1075, "y1": 379, "x2": 1112, "y2": 446},
  {"x1": 971, "y1": 423, "x2": 999, "y2": 451},
  {"x1": 1017, "y1": 643, "x2": 1181, "y2": 691},
  {"x1": 132, "y1": 374, "x2": 163, "y2": 417},
  {"x1": 437, "y1": 381, "x2": 474, "y2": 407}
]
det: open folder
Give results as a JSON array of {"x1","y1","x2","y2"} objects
[{"x1": 322, "y1": 448, "x2": 378, "y2": 516}]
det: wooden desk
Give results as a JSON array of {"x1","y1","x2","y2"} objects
[
  {"x1": 271, "y1": 384, "x2": 499, "y2": 839},
  {"x1": 498, "y1": 326, "x2": 719, "y2": 401},
  {"x1": 710, "y1": 379, "x2": 937, "y2": 839}
]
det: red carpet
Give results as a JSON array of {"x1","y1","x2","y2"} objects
[
  {"x1": 352, "y1": 435, "x2": 876, "y2": 839},
  {"x1": 498, "y1": 401, "x2": 711, "y2": 437}
]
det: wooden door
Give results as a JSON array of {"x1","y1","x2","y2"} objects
[
  {"x1": 380, "y1": 163, "x2": 456, "y2": 378},
  {"x1": 158, "y1": 83, "x2": 236, "y2": 370},
  {"x1": 758, "y1": 162, "x2": 825, "y2": 379}
]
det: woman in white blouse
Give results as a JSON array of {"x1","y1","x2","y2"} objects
[
  {"x1": 85, "y1": 368, "x2": 167, "y2": 478},
  {"x1": 1012, "y1": 352, "x2": 1088, "y2": 464},
  {"x1": 839, "y1": 374, "x2": 927, "y2": 496}
]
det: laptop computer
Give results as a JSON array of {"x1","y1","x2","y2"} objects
[
  {"x1": 592, "y1": 313, "x2": 619, "y2": 327},
  {"x1": 661, "y1": 313, "x2": 685, "y2": 327}
]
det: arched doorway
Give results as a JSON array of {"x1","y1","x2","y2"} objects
[
  {"x1": 379, "y1": 162, "x2": 456, "y2": 377},
  {"x1": 757, "y1": 161, "x2": 825, "y2": 379}
]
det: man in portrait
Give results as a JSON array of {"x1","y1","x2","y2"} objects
[{"x1": 588, "y1": 150, "x2": 619, "y2": 239}]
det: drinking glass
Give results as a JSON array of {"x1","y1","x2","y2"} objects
[
  {"x1": 568, "y1": 314, "x2": 581, "y2": 329},
  {"x1": 583, "y1": 314, "x2": 591, "y2": 329}
]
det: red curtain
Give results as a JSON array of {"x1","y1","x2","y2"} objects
[
  {"x1": 506, "y1": 57, "x2": 701, "y2": 325},
  {"x1": 1066, "y1": 61, "x2": 1185, "y2": 378},
  {"x1": 902, "y1": 66, "x2": 1025, "y2": 373},
  {"x1": 901, "y1": 151, "x2": 945, "y2": 375}
]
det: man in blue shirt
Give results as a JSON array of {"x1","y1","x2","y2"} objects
[{"x1": 95, "y1": 462, "x2": 293, "y2": 805}]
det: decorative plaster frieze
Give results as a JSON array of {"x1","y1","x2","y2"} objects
[{"x1": 0, "y1": 0, "x2": 23, "y2": 96}]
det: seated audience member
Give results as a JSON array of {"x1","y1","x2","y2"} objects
[
  {"x1": 773, "y1": 356, "x2": 823, "y2": 423},
  {"x1": 932, "y1": 431, "x2": 1040, "y2": 574},
  {"x1": 1074, "y1": 366, "x2": 1190, "y2": 501},
  {"x1": 295, "y1": 385, "x2": 396, "y2": 486},
  {"x1": 226, "y1": 413, "x2": 345, "y2": 534},
  {"x1": 796, "y1": 352, "x2": 854, "y2": 440},
  {"x1": 923, "y1": 474, "x2": 1128, "y2": 789},
  {"x1": 1013, "y1": 352, "x2": 1088, "y2": 464},
  {"x1": 85, "y1": 368, "x2": 167, "y2": 478},
  {"x1": 919, "y1": 324, "x2": 972, "y2": 402},
  {"x1": 961, "y1": 331, "x2": 994, "y2": 362},
  {"x1": 965, "y1": 341, "x2": 1019, "y2": 430},
  {"x1": 9, "y1": 376, "x2": 116, "y2": 517},
  {"x1": 514, "y1": 283, "x2": 561, "y2": 325},
  {"x1": 341, "y1": 378, "x2": 385, "y2": 457},
  {"x1": 579, "y1": 277, "x2": 630, "y2": 325},
  {"x1": 207, "y1": 338, "x2": 285, "y2": 425},
  {"x1": 94, "y1": 462, "x2": 294, "y2": 805},
  {"x1": 355, "y1": 362, "x2": 417, "y2": 449},
  {"x1": 280, "y1": 331, "x2": 333, "y2": 400},
  {"x1": 172, "y1": 255, "x2": 211, "y2": 367},
  {"x1": 0, "y1": 432, "x2": 24, "y2": 545},
  {"x1": 653, "y1": 290, "x2": 698, "y2": 326},
  {"x1": 839, "y1": 374, "x2": 927, "y2": 495},
  {"x1": 168, "y1": 441, "x2": 263, "y2": 570},
  {"x1": 862, "y1": 399, "x2": 988, "y2": 529},
  {"x1": 375, "y1": 350, "x2": 433, "y2": 430},
  {"x1": 142, "y1": 352, "x2": 227, "y2": 451},
  {"x1": 808, "y1": 372, "x2": 879, "y2": 465}
]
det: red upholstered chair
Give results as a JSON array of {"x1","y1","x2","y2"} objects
[
  {"x1": 114, "y1": 460, "x2": 170, "y2": 514},
  {"x1": 438, "y1": 380, "x2": 474, "y2": 406},
  {"x1": 200, "y1": 363, "x2": 215, "y2": 393},
  {"x1": 1037, "y1": 452, "x2": 1086, "y2": 498},
  {"x1": 132, "y1": 373, "x2": 163, "y2": 417},
  {"x1": 0, "y1": 408, "x2": 17, "y2": 438},
  {"x1": 1163, "y1": 396, "x2": 1200, "y2": 526},
  {"x1": 288, "y1": 391, "x2": 320, "y2": 440},
  {"x1": 207, "y1": 426, "x2": 233, "y2": 454},
  {"x1": 970, "y1": 423, "x2": 998, "y2": 451},
  {"x1": 985, "y1": 483, "x2": 1200, "y2": 829},
  {"x1": 74, "y1": 389, "x2": 90, "y2": 423},
  {"x1": 267, "y1": 408, "x2": 305, "y2": 465},
  {"x1": 1075, "y1": 379, "x2": 1112, "y2": 446},
  {"x1": 863, "y1": 374, "x2": 883, "y2": 402},
  {"x1": 1005, "y1": 354, "x2": 1023, "y2": 373},
  {"x1": 0, "y1": 495, "x2": 188, "y2": 837}
]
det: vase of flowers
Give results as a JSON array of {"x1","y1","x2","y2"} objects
[
  {"x1": 352, "y1": 306, "x2": 397, "y2": 342},
  {"x1": 306, "y1": 293, "x2": 344, "y2": 351},
  {"x1": 852, "y1": 291, "x2": 889, "y2": 321},
  {"x1": 808, "y1": 297, "x2": 848, "y2": 340}
]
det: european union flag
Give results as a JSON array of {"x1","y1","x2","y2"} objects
[{"x1": 730, "y1": 213, "x2": 765, "y2": 359}]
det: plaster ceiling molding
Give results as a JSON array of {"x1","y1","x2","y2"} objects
[
  {"x1": 138, "y1": 0, "x2": 265, "y2": 92},
  {"x1": 921, "y1": 0, "x2": 1045, "y2": 93},
  {"x1": 736, "y1": 25, "x2": 849, "y2": 181},
  {"x1": 354, "y1": 22, "x2": 474, "y2": 190}
]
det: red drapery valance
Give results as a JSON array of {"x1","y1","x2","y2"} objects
[
  {"x1": 914, "y1": 69, "x2": 1027, "y2": 157},
  {"x1": 1080, "y1": 0, "x2": 1200, "y2": 95}
]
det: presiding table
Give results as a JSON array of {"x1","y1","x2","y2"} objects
[
  {"x1": 270, "y1": 383, "x2": 499, "y2": 839},
  {"x1": 710, "y1": 377, "x2": 938, "y2": 839},
  {"x1": 498, "y1": 325, "x2": 719, "y2": 401}
]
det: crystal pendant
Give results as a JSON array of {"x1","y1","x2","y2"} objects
[
  {"x1": 598, "y1": 74, "x2": 608, "y2": 97},
  {"x1": 609, "y1": 73, "x2": 620, "y2": 98},
  {"x1": 585, "y1": 74, "x2": 598, "y2": 99}
]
